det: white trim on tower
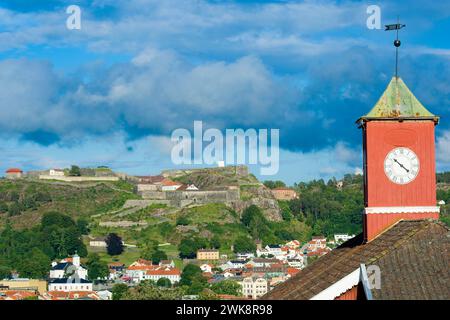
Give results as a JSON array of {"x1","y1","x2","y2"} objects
[{"x1": 364, "y1": 206, "x2": 440, "y2": 214}]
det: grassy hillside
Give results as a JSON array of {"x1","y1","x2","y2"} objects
[{"x1": 0, "y1": 179, "x2": 140, "y2": 229}]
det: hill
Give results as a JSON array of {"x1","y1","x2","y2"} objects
[
  {"x1": 0, "y1": 179, "x2": 139, "y2": 229},
  {"x1": 165, "y1": 166, "x2": 282, "y2": 221}
]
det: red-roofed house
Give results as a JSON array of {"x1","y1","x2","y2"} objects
[
  {"x1": 5, "y1": 168, "x2": 23, "y2": 179},
  {"x1": 144, "y1": 267, "x2": 181, "y2": 284},
  {"x1": 0, "y1": 290, "x2": 37, "y2": 300},
  {"x1": 285, "y1": 240, "x2": 301, "y2": 249},
  {"x1": 307, "y1": 236, "x2": 327, "y2": 252},
  {"x1": 43, "y1": 291, "x2": 100, "y2": 300},
  {"x1": 130, "y1": 258, "x2": 153, "y2": 267},
  {"x1": 126, "y1": 264, "x2": 159, "y2": 282},
  {"x1": 200, "y1": 264, "x2": 213, "y2": 273},
  {"x1": 287, "y1": 267, "x2": 301, "y2": 277},
  {"x1": 161, "y1": 179, "x2": 183, "y2": 191}
]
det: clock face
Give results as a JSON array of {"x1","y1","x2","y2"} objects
[{"x1": 384, "y1": 147, "x2": 420, "y2": 185}]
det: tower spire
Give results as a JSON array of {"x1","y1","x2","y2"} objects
[{"x1": 385, "y1": 17, "x2": 406, "y2": 79}]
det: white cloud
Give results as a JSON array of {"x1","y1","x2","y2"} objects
[
  {"x1": 0, "y1": 53, "x2": 304, "y2": 143},
  {"x1": 261, "y1": 141, "x2": 361, "y2": 184},
  {"x1": 437, "y1": 130, "x2": 450, "y2": 164}
]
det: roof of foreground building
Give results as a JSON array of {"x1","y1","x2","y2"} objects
[{"x1": 263, "y1": 220, "x2": 449, "y2": 300}]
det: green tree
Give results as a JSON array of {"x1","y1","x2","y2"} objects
[
  {"x1": 76, "y1": 218, "x2": 90, "y2": 235},
  {"x1": 151, "y1": 250, "x2": 168, "y2": 265},
  {"x1": 187, "y1": 277, "x2": 208, "y2": 295},
  {"x1": 210, "y1": 236, "x2": 221, "y2": 249},
  {"x1": 86, "y1": 253, "x2": 109, "y2": 280},
  {"x1": 263, "y1": 180, "x2": 286, "y2": 189},
  {"x1": 278, "y1": 201, "x2": 294, "y2": 221},
  {"x1": 140, "y1": 242, "x2": 158, "y2": 261},
  {"x1": 233, "y1": 236, "x2": 256, "y2": 253},
  {"x1": 17, "y1": 248, "x2": 51, "y2": 279},
  {"x1": 106, "y1": 233, "x2": 124, "y2": 256},
  {"x1": 112, "y1": 283, "x2": 129, "y2": 300},
  {"x1": 40, "y1": 212, "x2": 87, "y2": 259},
  {"x1": 69, "y1": 165, "x2": 81, "y2": 176},
  {"x1": 0, "y1": 265, "x2": 11, "y2": 279},
  {"x1": 210, "y1": 280, "x2": 242, "y2": 296},
  {"x1": 121, "y1": 281, "x2": 185, "y2": 300},
  {"x1": 179, "y1": 239, "x2": 198, "y2": 259},
  {"x1": 176, "y1": 216, "x2": 190, "y2": 226},
  {"x1": 156, "y1": 277, "x2": 172, "y2": 288},
  {"x1": 180, "y1": 264, "x2": 205, "y2": 287},
  {"x1": 198, "y1": 288, "x2": 220, "y2": 300}
]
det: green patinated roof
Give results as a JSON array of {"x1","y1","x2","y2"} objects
[{"x1": 359, "y1": 77, "x2": 439, "y2": 122}]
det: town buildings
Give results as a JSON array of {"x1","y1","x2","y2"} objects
[
  {"x1": 48, "y1": 277, "x2": 93, "y2": 292},
  {"x1": 49, "y1": 253, "x2": 88, "y2": 280},
  {"x1": 334, "y1": 234, "x2": 355, "y2": 243},
  {"x1": 197, "y1": 249, "x2": 220, "y2": 261},
  {"x1": 144, "y1": 268, "x2": 181, "y2": 284},
  {"x1": 0, "y1": 279, "x2": 47, "y2": 295},
  {"x1": 240, "y1": 276, "x2": 268, "y2": 299}
]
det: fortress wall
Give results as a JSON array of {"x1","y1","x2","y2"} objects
[
  {"x1": 38, "y1": 175, "x2": 119, "y2": 182},
  {"x1": 140, "y1": 191, "x2": 167, "y2": 200},
  {"x1": 139, "y1": 189, "x2": 240, "y2": 207}
]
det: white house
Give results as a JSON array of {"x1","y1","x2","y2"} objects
[
  {"x1": 220, "y1": 260, "x2": 247, "y2": 271},
  {"x1": 89, "y1": 237, "x2": 107, "y2": 247},
  {"x1": 185, "y1": 184, "x2": 199, "y2": 191},
  {"x1": 334, "y1": 234, "x2": 356, "y2": 243},
  {"x1": 161, "y1": 179, "x2": 183, "y2": 191},
  {"x1": 287, "y1": 257, "x2": 305, "y2": 269},
  {"x1": 48, "y1": 277, "x2": 93, "y2": 292},
  {"x1": 240, "y1": 276, "x2": 268, "y2": 299},
  {"x1": 247, "y1": 258, "x2": 279, "y2": 268},
  {"x1": 307, "y1": 236, "x2": 327, "y2": 252},
  {"x1": 200, "y1": 264, "x2": 213, "y2": 273},
  {"x1": 159, "y1": 260, "x2": 176, "y2": 268},
  {"x1": 49, "y1": 169, "x2": 65, "y2": 176},
  {"x1": 96, "y1": 290, "x2": 113, "y2": 300},
  {"x1": 285, "y1": 240, "x2": 301, "y2": 249},
  {"x1": 125, "y1": 265, "x2": 155, "y2": 283},
  {"x1": 50, "y1": 254, "x2": 88, "y2": 280},
  {"x1": 236, "y1": 253, "x2": 255, "y2": 260},
  {"x1": 223, "y1": 271, "x2": 235, "y2": 278},
  {"x1": 265, "y1": 245, "x2": 283, "y2": 255},
  {"x1": 143, "y1": 268, "x2": 181, "y2": 284}
]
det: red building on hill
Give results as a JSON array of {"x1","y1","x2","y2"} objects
[{"x1": 5, "y1": 168, "x2": 23, "y2": 179}]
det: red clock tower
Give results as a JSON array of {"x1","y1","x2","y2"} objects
[{"x1": 358, "y1": 76, "x2": 440, "y2": 242}]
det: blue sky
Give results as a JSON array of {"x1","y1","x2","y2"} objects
[{"x1": 0, "y1": 0, "x2": 449, "y2": 184}]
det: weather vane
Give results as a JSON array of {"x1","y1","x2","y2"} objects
[{"x1": 385, "y1": 17, "x2": 406, "y2": 79}]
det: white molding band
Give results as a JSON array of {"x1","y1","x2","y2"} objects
[
  {"x1": 364, "y1": 206, "x2": 440, "y2": 214},
  {"x1": 310, "y1": 268, "x2": 360, "y2": 300}
]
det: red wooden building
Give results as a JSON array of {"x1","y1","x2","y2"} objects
[{"x1": 263, "y1": 77, "x2": 449, "y2": 300}]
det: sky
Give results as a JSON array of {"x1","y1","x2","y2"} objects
[{"x1": 0, "y1": 0, "x2": 449, "y2": 184}]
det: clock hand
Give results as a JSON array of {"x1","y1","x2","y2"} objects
[{"x1": 393, "y1": 158, "x2": 410, "y2": 173}]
